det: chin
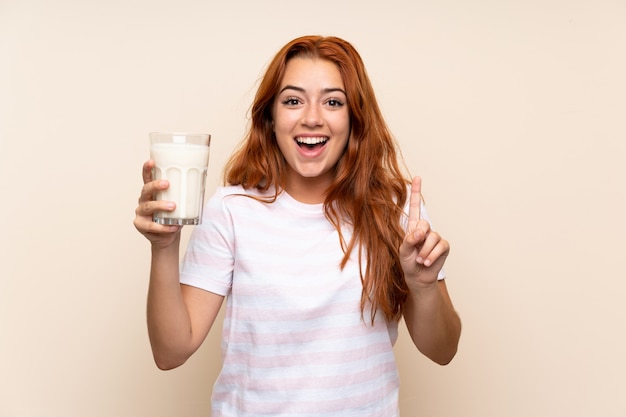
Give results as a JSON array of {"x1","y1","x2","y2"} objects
[{"x1": 295, "y1": 166, "x2": 330, "y2": 179}]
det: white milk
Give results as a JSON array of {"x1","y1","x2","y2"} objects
[{"x1": 150, "y1": 142, "x2": 210, "y2": 224}]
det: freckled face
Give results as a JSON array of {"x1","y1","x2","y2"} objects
[{"x1": 272, "y1": 57, "x2": 350, "y2": 198}]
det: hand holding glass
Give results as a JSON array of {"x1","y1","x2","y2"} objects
[{"x1": 150, "y1": 132, "x2": 211, "y2": 225}]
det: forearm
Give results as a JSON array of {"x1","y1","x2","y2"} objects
[
  {"x1": 146, "y1": 241, "x2": 194, "y2": 369},
  {"x1": 403, "y1": 280, "x2": 461, "y2": 365}
]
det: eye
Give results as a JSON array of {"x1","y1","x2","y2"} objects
[
  {"x1": 326, "y1": 98, "x2": 345, "y2": 107},
  {"x1": 281, "y1": 97, "x2": 301, "y2": 106}
]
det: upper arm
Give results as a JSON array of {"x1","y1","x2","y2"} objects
[{"x1": 181, "y1": 283, "x2": 225, "y2": 353}]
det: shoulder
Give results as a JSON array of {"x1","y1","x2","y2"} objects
[
  {"x1": 212, "y1": 185, "x2": 277, "y2": 202},
  {"x1": 206, "y1": 185, "x2": 277, "y2": 213},
  {"x1": 199, "y1": 186, "x2": 271, "y2": 233},
  {"x1": 213, "y1": 184, "x2": 276, "y2": 198}
]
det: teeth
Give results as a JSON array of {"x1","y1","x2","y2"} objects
[{"x1": 296, "y1": 136, "x2": 328, "y2": 145}]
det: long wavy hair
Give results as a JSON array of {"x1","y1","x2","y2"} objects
[{"x1": 224, "y1": 35, "x2": 410, "y2": 323}]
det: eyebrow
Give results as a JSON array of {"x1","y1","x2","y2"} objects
[{"x1": 279, "y1": 85, "x2": 347, "y2": 95}]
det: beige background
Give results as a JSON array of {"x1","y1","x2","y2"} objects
[{"x1": 1, "y1": 0, "x2": 625, "y2": 416}]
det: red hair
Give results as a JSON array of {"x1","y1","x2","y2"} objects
[{"x1": 224, "y1": 36, "x2": 410, "y2": 323}]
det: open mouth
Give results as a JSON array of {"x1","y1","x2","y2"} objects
[{"x1": 295, "y1": 136, "x2": 328, "y2": 150}]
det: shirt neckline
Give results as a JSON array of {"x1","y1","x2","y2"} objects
[{"x1": 277, "y1": 189, "x2": 325, "y2": 216}]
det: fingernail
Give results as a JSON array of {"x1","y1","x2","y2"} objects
[
  {"x1": 424, "y1": 259, "x2": 432, "y2": 267},
  {"x1": 416, "y1": 257, "x2": 424, "y2": 264}
]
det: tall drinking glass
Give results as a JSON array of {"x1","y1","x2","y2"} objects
[{"x1": 150, "y1": 132, "x2": 211, "y2": 225}]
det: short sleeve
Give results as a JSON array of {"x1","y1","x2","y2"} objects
[{"x1": 179, "y1": 188, "x2": 235, "y2": 296}]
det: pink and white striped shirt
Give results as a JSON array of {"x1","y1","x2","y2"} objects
[{"x1": 180, "y1": 185, "x2": 443, "y2": 416}]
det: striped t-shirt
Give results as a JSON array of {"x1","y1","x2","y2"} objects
[{"x1": 180, "y1": 185, "x2": 443, "y2": 416}]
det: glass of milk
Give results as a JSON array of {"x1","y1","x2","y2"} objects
[{"x1": 149, "y1": 132, "x2": 211, "y2": 225}]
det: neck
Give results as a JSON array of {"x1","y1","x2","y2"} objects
[{"x1": 284, "y1": 175, "x2": 330, "y2": 204}]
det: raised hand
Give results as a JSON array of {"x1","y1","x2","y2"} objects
[
  {"x1": 399, "y1": 177, "x2": 450, "y2": 290},
  {"x1": 133, "y1": 160, "x2": 181, "y2": 248}
]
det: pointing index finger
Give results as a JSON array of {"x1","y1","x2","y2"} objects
[{"x1": 408, "y1": 176, "x2": 422, "y2": 232}]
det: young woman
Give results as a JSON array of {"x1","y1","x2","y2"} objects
[{"x1": 134, "y1": 35, "x2": 461, "y2": 416}]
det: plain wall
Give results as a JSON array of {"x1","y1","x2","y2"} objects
[{"x1": 1, "y1": 0, "x2": 625, "y2": 416}]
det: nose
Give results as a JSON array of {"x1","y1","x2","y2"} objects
[{"x1": 302, "y1": 103, "x2": 323, "y2": 127}]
